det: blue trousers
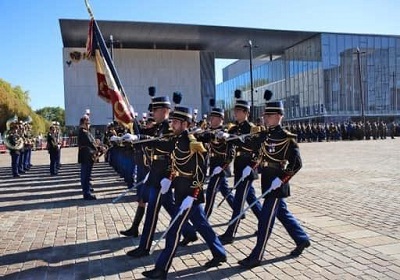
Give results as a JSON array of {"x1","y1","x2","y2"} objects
[
  {"x1": 80, "y1": 162, "x2": 93, "y2": 197},
  {"x1": 11, "y1": 153, "x2": 20, "y2": 176},
  {"x1": 249, "y1": 198, "x2": 309, "y2": 261},
  {"x1": 139, "y1": 185, "x2": 196, "y2": 250},
  {"x1": 155, "y1": 203, "x2": 226, "y2": 272},
  {"x1": 136, "y1": 165, "x2": 150, "y2": 202},
  {"x1": 223, "y1": 175, "x2": 262, "y2": 238},
  {"x1": 204, "y1": 173, "x2": 234, "y2": 218},
  {"x1": 24, "y1": 147, "x2": 32, "y2": 169},
  {"x1": 18, "y1": 150, "x2": 25, "y2": 172}
]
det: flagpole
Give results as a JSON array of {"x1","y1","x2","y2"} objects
[
  {"x1": 84, "y1": 0, "x2": 134, "y2": 130},
  {"x1": 84, "y1": 0, "x2": 94, "y2": 19}
]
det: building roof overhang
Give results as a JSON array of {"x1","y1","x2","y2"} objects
[{"x1": 59, "y1": 19, "x2": 319, "y2": 59}]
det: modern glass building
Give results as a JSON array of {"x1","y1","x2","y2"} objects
[{"x1": 217, "y1": 33, "x2": 400, "y2": 123}]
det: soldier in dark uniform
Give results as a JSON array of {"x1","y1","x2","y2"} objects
[
  {"x1": 217, "y1": 93, "x2": 262, "y2": 245},
  {"x1": 77, "y1": 115, "x2": 97, "y2": 200},
  {"x1": 5, "y1": 120, "x2": 24, "y2": 177},
  {"x1": 195, "y1": 106, "x2": 235, "y2": 218},
  {"x1": 23, "y1": 120, "x2": 34, "y2": 170},
  {"x1": 125, "y1": 95, "x2": 197, "y2": 258},
  {"x1": 238, "y1": 100, "x2": 310, "y2": 269},
  {"x1": 102, "y1": 122, "x2": 116, "y2": 162},
  {"x1": 119, "y1": 111, "x2": 154, "y2": 238},
  {"x1": 142, "y1": 106, "x2": 226, "y2": 280},
  {"x1": 47, "y1": 125, "x2": 59, "y2": 176}
]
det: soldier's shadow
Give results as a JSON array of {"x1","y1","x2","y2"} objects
[{"x1": 168, "y1": 254, "x2": 295, "y2": 279}]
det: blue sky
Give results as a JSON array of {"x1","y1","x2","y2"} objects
[{"x1": 1, "y1": 0, "x2": 400, "y2": 110}]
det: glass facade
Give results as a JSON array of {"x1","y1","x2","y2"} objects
[{"x1": 216, "y1": 33, "x2": 400, "y2": 123}]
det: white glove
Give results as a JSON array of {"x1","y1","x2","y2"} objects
[
  {"x1": 130, "y1": 135, "x2": 139, "y2": 142},
  {"x1": 121, "y1": 133, "x2": 131, "y2": 141},
  {"x1": 160, "y1": 178, "x2": 171, "y2": 194},
  {"x1": 242, "y1": 165, "x2": 252, "y2": 178},
  {"x1": 270, "y1": 177, "x2": 283, "y2": 190},
  {"x1": 179, "y1": 196, "x2": 194, "y2": 211},
  {"x1": 216, "y1": 131, "x2": 230, "y2": 140},
  {"x1": 110, "y1": 136, "x2": 118, "y2": 142},
  {"x1": 143, "y1": 172, "x2": 150, "y2": 184},
  {"x1": 212, "y1": 166, "x2": 223, "y2": 176}
]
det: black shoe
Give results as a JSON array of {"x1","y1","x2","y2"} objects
[
  {"x1": 120, "y1": 226, "x2": 139, "y2": 237},
  {"x1": 219, "y1": 234, "x2": 234, "y2": 245},
  {"x1": 83, "y1": 195, "x2": 97, "y2": 200},
  {"x1": 126, "y1": 247, "x2": 149, "y2": 258},
  {"x1": 254, "y1": 230, "x2": 258, "y2": 236},
  {"x1": 178, "y1": 235, "x2": 198, "y2": 247},
  {"x1": 19, "y1": 170, "x2": 26, "y2": 174},
  {"x1": 142, "y1": 268, "x2": 167, "y2": 279},
  {"x1": 204, "y1": 255, "x2": 227, "y2": 268},
  {"x1": 290, "y1": 240, "x2": 311, "y2": 257},
  {"x1": 90, "y1": 188, "x2": 94, "y2": 192},
  {"x1": 13, "y1": 174, "x2": 21, "y2": 178},
  {"x1": 238, "y1": 257, "x2": 261, "y2": 269}
]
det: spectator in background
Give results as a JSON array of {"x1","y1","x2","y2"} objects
[
  {"x1": 46, "y1": 125, "x2": 59, "y2": 176},
  {"x1": 77, "y1": 115, "x2": 97, "y2": 200}
]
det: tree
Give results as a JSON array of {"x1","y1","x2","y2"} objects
[
  {"x1": 35, "y1": 107, "x2": 65, "y2": 127},
  {"x1": 0, "y1": 78, "x2": 48, "y2": 135}
]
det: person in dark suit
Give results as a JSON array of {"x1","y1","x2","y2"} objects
[
  {"x1": 47, "y1": 125, "x2": 59, "y2": 176},
  {"x1": 77, "y1": 115, "x2": 97, "y2": 200}
]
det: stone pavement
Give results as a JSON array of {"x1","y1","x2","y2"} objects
[{"x1": 0, "y1": 139, "x2": 400, "y2": 280}]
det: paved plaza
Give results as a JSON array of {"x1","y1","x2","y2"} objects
[{"x1": 0, "y1": 139, "x2": 400, "y2": 279}]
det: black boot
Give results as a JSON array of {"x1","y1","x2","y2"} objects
[
  {"x1": 142, "y1": 268, "x2": 167, "y2": 279},
  {"x1": 120, "y1": 206, "x2": 145, "y2": 237}
]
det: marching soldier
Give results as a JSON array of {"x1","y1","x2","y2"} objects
[
  {"x1": 238, "y1": 99, "x2": 310, "y2": 269},
  {"x1": 217, "y1": 90, "x2": 262, "y2": 245},
  {"x1": 195, "y1": 105, "x2": 235, "y2": 218},
  {"x1": 125, "y1": 94, "x2": 197, "y2": 258},
  {"x1": 120, "y1": 105, "x2": 154, "y2": 238},
  {"x1": 142, "y1": 106, "x2": 226, "y2": 279}
]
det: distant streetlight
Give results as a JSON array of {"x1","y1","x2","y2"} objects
[
  {"x1": 244, "y1": 40, "x2": 257, "y2": 121},
  {"x1": 353, "y1": 47, "x2": 366, "y2": 136}
]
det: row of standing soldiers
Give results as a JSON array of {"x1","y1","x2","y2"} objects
[
  {"x1": 5, "y1": 119, "x2": 35, "y2": 177},
  {"x1": 102, "y1": 94, "x2": 310, "y2": 279},
  {"x1": 288, "y1": 120, "x2": 397, "y2": 142}
]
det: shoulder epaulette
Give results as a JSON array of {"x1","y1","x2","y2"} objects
[
  {"x1": 225, "y1": 122, "x2": 236, "y2": 131},
  {"x1": 283, "y1": 129, "x2": 297, "y2": 138}
]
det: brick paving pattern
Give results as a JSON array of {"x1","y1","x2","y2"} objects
[{"x1": 0, "y1": 139, "x2": 399, "y2": 279}]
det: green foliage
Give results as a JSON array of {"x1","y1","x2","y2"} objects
[
  {"x1": 0, "y1": 78, "x2": 50, "y2": 135},
  {"x1": 35, "y1": 107, "x2": 65, "y2": 127}
]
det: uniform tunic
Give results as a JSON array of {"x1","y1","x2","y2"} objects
[
  {"x1": 221, "y1": 120, "x2": 262, "y2": 240},
  {"x1": 246, "y1": 124, "x2": 309, "y2": 262},
  {"x1": 196, "y1": 126, "x2": 235, "y2": 217},
  {"x1": 155, "y1": 130, "x2": 226, "y2": 273}
]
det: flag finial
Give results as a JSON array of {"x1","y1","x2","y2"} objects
[{"x1": 84, "y1": 0, "x2": 94, "y2": 19}]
